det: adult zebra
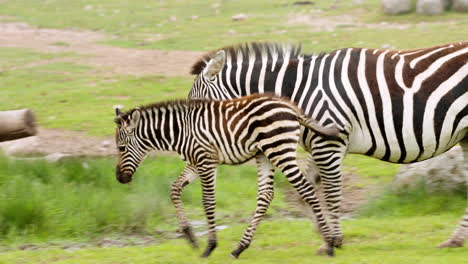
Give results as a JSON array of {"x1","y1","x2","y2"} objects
[
  {"x1": 114, "y1": 94, "x2": 340, "y2": 258},
  {"x1": 188, "y1": 41, "x2": 468, "y2": 250}
]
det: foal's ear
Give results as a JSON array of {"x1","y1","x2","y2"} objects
[
  {"x1": 203, "y1": 50, "x2": 225, "y2": 79},
  {"x1": 114, "y1": 106, "x2": 124, "y2": 125},
  {"x1": 127, "y1": 109, "x2": 141, "y2": 130}
]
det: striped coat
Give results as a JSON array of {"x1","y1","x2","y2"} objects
[
  {"x1": 188, "y1": 41, "x2": 468, "y2": 249},
  {"x1": 114, "y1": 94, "x2": 340, "y2": 258}
]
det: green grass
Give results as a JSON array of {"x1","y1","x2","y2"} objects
[
  {"x1": 0, "y1": 154, "x2": 465, "y2": 264},
  {"x1": 0, "y1": 48, "x2": 73, "y2": 70},
  {"x1": 0, "y1": 2, "x2": 466, "y2": 263},
  {"x1": 343, "y1": 154, "x2": 400, "y2": 183},
  {"x1": 0, "y1": 57, "x2": 193, "y2": 135},
  {"x1": 0, "y1": 155, "x2": 287, "y2": 246},
  {"x1": 0, "y1": 0, "x2": 466, "y2": 51},
  {"x1": 1, "y1": 215, "x2": 466, "y2": 264}
]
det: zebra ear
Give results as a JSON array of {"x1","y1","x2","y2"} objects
[
  {"x1": 114, "y1": 106, "x2": 124, "y2": 125},
  {"x1": 128, "y1": 109, "x2": 141, "y2": 130},
  {"x1": 203, "y1": 50, "x2": 225, "y2": 79}
]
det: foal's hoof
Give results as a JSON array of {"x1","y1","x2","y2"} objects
[
  {"x1": 438, "y1": 239, "x2": 464, "y2": 248},
  {"x1": 334, "y1": 236, "x2": 343, "y2": 248},
  {"x1": 182, "y1": 226, "x2": 198, "y2": 248},
  {"x1": 230, "y1": 245, "x2": 247, "y2": 259},
  {"x1": 315, "y1": 244, "x2": 328, "y2": 256},
  {"x1": 200, "y1": 240, "x2": 217, "y2": 258},
  {"x1": 315, "y1": 241, "x2": 336, "y2": 257}
]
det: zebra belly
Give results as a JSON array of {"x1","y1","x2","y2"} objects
[
  {"x1": 347, "y1": 123, "x2": 467, "y2": 164},
  {"x1": 214, "y1": 142, "x2": 258, "y2": 165}
]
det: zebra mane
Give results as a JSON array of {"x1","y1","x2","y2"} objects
[
  {"x1": 190, "y1": 42, "x2": 305, "y2": 75},
  {"x1": 122, "y1": 99, "x2": 211, "y2": 119}
]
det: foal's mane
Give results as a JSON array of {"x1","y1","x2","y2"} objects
[
  {"x1": 119, "y1": 99, "x2": 210, "y2": 121},
  {"x1": 190, "y1": 42, "x2": 307, "y2": 75}
]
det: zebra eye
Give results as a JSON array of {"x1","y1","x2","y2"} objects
[{"x1": 118, "y1": 146, "x2": 126, "y2": 152}]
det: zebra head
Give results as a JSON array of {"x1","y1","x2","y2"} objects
[
  {"x1": 189, "y1": 50, "x2": 231, "y2": 100},
  {"x1": 114, "y1": 107, "x2": 146, "y2": 184}
]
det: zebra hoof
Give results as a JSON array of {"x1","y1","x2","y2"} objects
[
  {"x1": 200, "y1": 240, "x2": 217, "y2": 258},
  {"x1": 181, "y1": 226, "x2": 198, "y2": 248},
  {"x1": 315, "y1": 244, "x2": 328, "y2": 255},
  {"x1": 230, "y1": 245, "x2": 247, "y2": 259},
  {"x1": 438, "y1": 239, "x2": 464, "y2": 248},
  {"x1": 334, "y1": 236, "x2": 343, "y2": 248}
]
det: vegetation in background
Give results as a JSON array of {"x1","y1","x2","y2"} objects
[
  {"x1": 0, "y1": 155, "x2": 287, "y2": 245},
  {"x1": 358, "y1": 181, "x2": 466, "y2": 218},
  {"x1": 0, "y1": 1, "x2": 466, "y2": 263},
  {"x1": 0, "y1": 0, "x2": 466, "y2": 51},
  {"x1": 0, "y1": 55, "x2": 192, "y2": 135}
]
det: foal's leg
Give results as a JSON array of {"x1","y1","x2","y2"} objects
[
  {"x1": 231, "y1": 153, "x2": 275, "y2": 258},
  {"x1": 264, "y1": 147, "x2": 336, "y2": 256},
  {"x1": 197, "y1": 161, "x2": 219, "y2": 258},
  {"x1": 438, "y1": 139, "x2": 468, "y2": 248},
  {"x1": 171, "y1": 164, "x2": 199, "y2": 248}
]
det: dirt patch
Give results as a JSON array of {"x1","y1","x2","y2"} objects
[
  {"x1": 0, "y1": 22, "x2": 203, "y2": 77},
  {"x1": 283, "y1": 160, "x2": 380, "y2": 218},
  {"x1": 0, "y1": 128, "x2": 116, "y2": 158},
  {"x1": 282, "y1": 172, "x2": 378, "y2": 219}
]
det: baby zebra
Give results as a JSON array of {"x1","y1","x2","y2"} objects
[{"x1": 114, "y1": 94, "x2": 340, "y2": 258}]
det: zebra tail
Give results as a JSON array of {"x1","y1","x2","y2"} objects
[{"x1": 297, "y1": 115, "x2": 341, "y2": 140}]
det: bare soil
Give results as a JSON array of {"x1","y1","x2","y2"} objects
[
  {"x1": 282, "y1": 171, "x2": 379, "y2": 218},
  {"x1": 0, "y1": 22, "x2": 203, "y2": 77},
  {"x1": 0, "y1": 128, "x2": 116, "y2": 158}
]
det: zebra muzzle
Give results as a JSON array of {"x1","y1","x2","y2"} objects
[{"x1": 116, "y1": 166, "x2": 133, "y2": 184}]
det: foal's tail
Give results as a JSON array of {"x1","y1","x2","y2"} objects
[{"x1": 296, "y1": 115, "x2": 341, "y2": 140}]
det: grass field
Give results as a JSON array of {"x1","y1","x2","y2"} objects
[
  {"x1": 0, "y1": 0, "x2": 466, "y2": 263},
  {"x1": 0, "y1": 155, "x2": 465, "y2": 264},
  {"x1": 0, "y1": 0, "x2": 466, "y2": 51},
  {"x1": 2, "y1": 216, "x2": 467, "y2": 264},
  {"x1": 0, "y1": 1, "x2": 467, "y2": 136}
]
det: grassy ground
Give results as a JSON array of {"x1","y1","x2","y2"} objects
[
  {"x1": 0, "y1": 2, "x2": 466, "y2": 136},
  {"x1": 0, "y1": 0, "x2": 466, "y2": 52},
  {"x1": 0, "y1": 155, "x2": 288, "y2": 244},
  {"x1": 0, "y1": 1, "x2": 466, "y2": 263},
  {"x1": 0, "y1": 50, "x2": 192, "y2": 135},
  {"x1": 2, "y1": 216, "x2": 466, "y2": 264},
  {"x1": 0, "y1": 155, "x2": 465, "y2": 264}
]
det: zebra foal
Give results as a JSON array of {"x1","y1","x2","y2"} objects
[{"x1": 114, "y1": 94, "x2": 340, "y2": 258}]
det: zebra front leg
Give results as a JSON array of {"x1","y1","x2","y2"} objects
[
  {"x1": 231, "y1": 153, "x2": 275, "y2": 258},
  {"x1": 197, "y1": 162, "x2": 218, "y2": 258},
  {"x1": 311, "y1": 148, "x2": 346, "y2": 251},
  {"x1": 438, "y1": 139, "x2": 468, "y2": 248},
  {"x1": 438, "y1": 209, "x2": 467, "y2": 247},
  {"x1": 171, "y1": 164, "x2": 199, "y2": 248}
]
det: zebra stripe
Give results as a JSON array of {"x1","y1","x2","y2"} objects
[
  {"x1": 114, "y1": 94, "x2": 340, "y2": 258},
  {"x1": 188, "y1": 41, "x2": 468, "y2": 249}
]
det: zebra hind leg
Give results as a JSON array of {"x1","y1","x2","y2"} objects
[
  {"x1": 197, "y1": 162, "x2": 219, "y2": 258},
  {"x1": 265, "y1": 148, "x2": 336, "y2": 256},
  {"x1": 170, "y1": 165, "x2": 199, "y2": 248},
  {"x1": 231, "y1": 153, "x2": 275, "y2": 259},
  {"x1": 438, "y1": 139, "x2": 468, "y2": 248}
]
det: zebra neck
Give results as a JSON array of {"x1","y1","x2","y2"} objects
[{"x1": 141, "y1": 105, "x2": 189, "y2": 153}]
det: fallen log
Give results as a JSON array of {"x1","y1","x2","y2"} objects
[{"x1": 0, "y1": 109, "x2": 37, "y2": 142}]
